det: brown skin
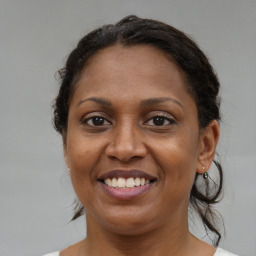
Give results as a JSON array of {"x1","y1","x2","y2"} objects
[{"x1": 61, "y1": 45, "x2": 219, "y2": 256}]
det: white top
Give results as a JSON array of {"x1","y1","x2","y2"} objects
[
  {"x1": 42, "y1": 247, "x2": 238, "y2": 256},
  {"x1": 215, "y1": 248, "x2": 238, "y2": 256},
  {"x1": 42, "y1": 253, "x2": 59, "y2": 256}
]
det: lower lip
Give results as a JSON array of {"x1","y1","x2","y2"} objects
[{"x1": 99, "y1": 182, "x2": 154, "y2": 200}]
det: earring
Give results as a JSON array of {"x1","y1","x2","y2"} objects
[
  {"x1": 67, "y1": 168, "x2": 70, "y2": 171},
  {"x1": 202, "y1": 166, "x2": 208, "y2": 179},
  {"x1": 203, "y1": 172, "x2": 209, "y2": 179}
]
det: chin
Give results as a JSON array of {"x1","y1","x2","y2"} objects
[{"x1": 88, "y1": 205, "x2": 158, "y2": 235}]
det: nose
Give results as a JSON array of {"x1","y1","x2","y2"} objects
[{"x1": 105, "y1": 123, "x2": 147, "y2": 162}]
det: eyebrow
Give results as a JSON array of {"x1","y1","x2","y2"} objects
[
  {"x1": 140, "y1": 97, "x2": 184, "y2": 109},
  {"x1": 77, "y1": 96, "x2": 184, "y2": 109},
  {"x1": 77, "y1": 97, "x2": 112, "y2": 107}
]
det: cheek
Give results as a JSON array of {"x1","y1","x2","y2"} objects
[
  {"x1": 67, "y1": 130, "x2": 102, "y2": 165},
  {"x1": 155, "y1": 130, "x2": 198, "y2": 169},
  {"x1": 66, "y1": 133, "x2": 103, "y2": 189},
  {"x1": 67, "y1": 143, "x2": 98, "y2": 207},
  {"x1": 152, "y1": 128, "x2": 199, "y2": 190}
]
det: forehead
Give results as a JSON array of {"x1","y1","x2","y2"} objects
[
  {"x1": 87, "y1": 44, "x2": 173, "y2": 68},
  {"x1": 83, "y1": 44, "x2": 186, "y2": 82},
  {"x1": 71, "y1": 44, "x2": 195, "y2": 111},
  {"x1": 77, "y1": 45, "x2": 186, "y2": 89}
]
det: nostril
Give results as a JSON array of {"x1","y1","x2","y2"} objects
[
  {"x1": 105, "y1": 132, "x2": 147, "y2": 162},
  {"x1": 106, "y1": 150, "x2": 144, "y2": 163}
]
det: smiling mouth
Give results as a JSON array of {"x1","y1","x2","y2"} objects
[
  {"x1": 97, "y1": 170, "x2": 157, "y2": 189},
  {"x1": 100, "y1": 177, "x2": 157, "y2": 189}
]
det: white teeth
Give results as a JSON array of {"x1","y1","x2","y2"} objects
[
  {"x1": 112, "y1": 177, "x2": 117, "y2": 187},
  {"x1": 104, "y1": 177, "x2": 152, "y2": 188},
  {"x1": 105, "y1": 178, "x2": 112, "y2": 186},
  {"x1": 117, "y1": 177, "x2": 126, "y2": 188},
  {"x1": 126, "y1": 177, "x2": 135, "y2": 188},
  {"x1": 134, "y1": 177, "x2": 140, "y2": 186}
]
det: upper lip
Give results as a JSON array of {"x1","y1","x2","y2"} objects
[{"x1": 97, "y1": 169, "x2": 157, "y2": 181}]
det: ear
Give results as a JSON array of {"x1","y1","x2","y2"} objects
[
  {"x1": 62, "y1": 132, "x2": 70, "y2": 169},
  {"x1": 196, "y1": 120, "x2": 220, "y2": 174}
]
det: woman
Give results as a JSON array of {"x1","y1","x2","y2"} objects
[{"x1": 44, "y1": 16, "x2": 238, "y2": 256}]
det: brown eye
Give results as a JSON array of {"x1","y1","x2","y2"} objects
[
  {"x1": 152, "y1": 116, "x2": 166, "y2": 126},
  {"x1": 84, "y1": 116, "x2": 111, "y2": 127},
  {"x1": 145, "y1": 115, "x2": 176, "y2": 127}
]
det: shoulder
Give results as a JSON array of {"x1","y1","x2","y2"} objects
[
  {"x1": 41, "y1": 251, "x2": 60, "y2": 256},
  {"x1": 214, "y1": 248, "x2": 239, "y2": 256}
]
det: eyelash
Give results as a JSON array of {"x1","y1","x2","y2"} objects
[
  {"x1": 81, "y1": 115, "x2": 112, "y2": 127},
  {"x1": 144, "y1": 114, "x2": 176, "y2": 127},
  {"x1": 81, "y1": 113, "x2": 176, "y2": 128}
]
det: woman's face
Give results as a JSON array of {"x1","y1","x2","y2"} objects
[{"x1": 64, "y1": 45, "x2": 214, "y2": 234}]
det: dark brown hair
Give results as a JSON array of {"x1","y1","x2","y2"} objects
[{"x1": 53, "y1": 15, "x2": 223, "y2": 246}]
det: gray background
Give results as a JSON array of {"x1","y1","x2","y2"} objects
[{"x1": 1, "y1": 1, "x2": 255, "y2": 255}]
